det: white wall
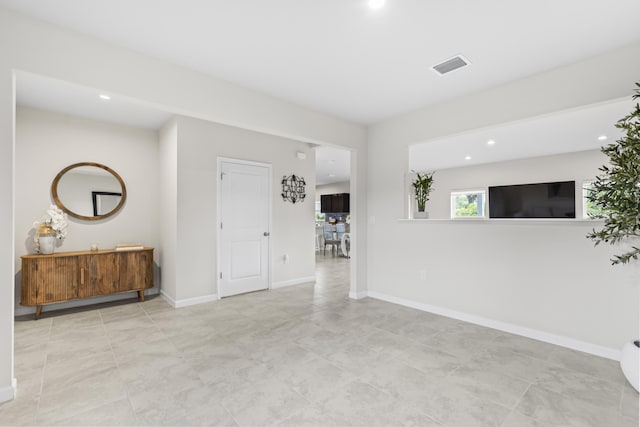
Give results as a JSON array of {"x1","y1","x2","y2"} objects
[
  {"x1": 175, "y1": 116, "x2": 315, "y2": 300},
  {"x1": 367, "y1": 44, "x2": 640, "y2": 358},
  {"x1": 158, "y1": 118, "x2": 178, "y2": 303},
  {"x1": 0, "y1": 65, "x2": 15, "y2": 403},
  {"x1": 422, "y1": 150, "x2": 606, "y2": 219},
  {"x1": 14, "y1": 107, "x2": 161, "y2": 315},
  {"x1": 0, "y1": 7, "x2": 366, "y2": 401}
]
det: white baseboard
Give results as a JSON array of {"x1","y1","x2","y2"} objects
[
  {"x1": 160, "y1": 291, "x2": 217, "y2": 308},
  {"x1": 349, "y1": 290, "x2": 368, "y2": 300},
  {"x1": 272, "y1": 276, "x2": 315, "y2": 289},
  {"x1": 0, "y1": 378, "x2": 16, "y2": 403},
  {"x1": 366, "y1": 290, "x2": 621, "y2": 361}
]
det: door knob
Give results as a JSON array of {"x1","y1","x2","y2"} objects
[{"x1": 263, "y1": 232, "x2": 270, "y2": 236}]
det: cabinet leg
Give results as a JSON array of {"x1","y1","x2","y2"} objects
[
  {"x1": 35, "y1": 305, "x2": 42, "y2": 320},
  {"x1": 137, "y1": 290, "x2": 145, "y2": 302}
]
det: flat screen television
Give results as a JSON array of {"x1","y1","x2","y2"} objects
[{"x1": 488, "y1": 181, "x2": 576, "y2": 219}]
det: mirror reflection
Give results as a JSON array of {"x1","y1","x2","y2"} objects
[{"x1": 52, "y1": 162, "x2": 126, "y2": 220}]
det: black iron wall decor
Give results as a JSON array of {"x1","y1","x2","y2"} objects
[{"x1": 281, "y1": 174, "x2": 306, "y2": 204}]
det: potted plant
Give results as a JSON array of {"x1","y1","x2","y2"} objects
[
  {"x1": 586, "y1": 82, "x2": 639, "y2": 391},
  {"x1": 412, "y1": 171, "x2": 435, "y2": 219},
  {"x1": 33, "y1": 204, "x2": 68, "y2": 254}
]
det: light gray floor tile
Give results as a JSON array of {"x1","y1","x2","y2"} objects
[
  {"x1": 419, "y1": 323, "x2": 503, "y2": 360},
  {"x1": 620, "y1": 382, "x2": 639, "y2": 420},
  {"x1": 42, "y1": 350, "x2": 117, "y2": 392},
  {"x1": 316, "y1": 380, "x2": 441, "y2": 427},
  {"x1": 547, "y1": 346, "x2": 627, "y2": 384},
  {"x1": 619, "y1": 415, "x2": 640, "y2": 427},
  {"x1": 534, "y1": 364, "x2": 623, "y2": 411},
  {"x1": 467, "y1": 346, "x2": 553, "y2": 383},
  {"x1": 220, "y1": 378, "x2": 311, "y2": 426},
  {"x1": 415, "y1": 379, "x2": 512, "y2": 426},
  {"x1": 488, "y1": 333, "x2": 560, "y2": 361},
  {"x1": 50, "y1": 309, "x2": 103, "y2": 331},
  {"x1": 444, "y1": 364, "x2": 530, "y2": 409},
  {"x1": 515, "y1": 384, "x2": 620, "y2": 427},
  {"x1": 124, "y1": 360, "x2": 202, "y2": 400},
  {"x1": 501, "y1": 410, "x2": 551, "y2": 427},
  {"x1": 37, "y1": 369, "x2": 129, "y2": 425},
  {"x1": 9, "y1": 254, "x2": 634, "y2": 426},
  {"x1": 278, "y1": 356, "x2": 358, "y2": 403},
  {"x1": 0, "y1": 394, "x2": 39, "y2": 426},
  {"x1": 394, "y1": 341, "x2": 462, "y2": 378},
  {"x1": 324, "y1": 342, "x2": 398, "y2": 377},
  {"x1": 43, "y1": 398, "x2": 136, "y2": 426},
  {"x1": 275, "y1": 404, "x2": 356, "y2": 427}
]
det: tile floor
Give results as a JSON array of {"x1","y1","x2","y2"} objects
[{"x1": 1, "y1": 254, "x2": 638, "y2": 426}]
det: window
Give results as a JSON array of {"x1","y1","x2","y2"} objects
[
  {"x1": 582, "y1": 180, "x2": 604, "y2": 219},
  {"x1": 451, "y1": 190, "x2": 486, "y2": 218}
]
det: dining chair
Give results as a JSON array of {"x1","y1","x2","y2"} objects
[{"x1": 323, "y1": 223, "x2": 340, "y2": 255}]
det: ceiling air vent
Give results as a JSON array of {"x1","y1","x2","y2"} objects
[{"x1": 431, "y1": 55, "x2": 470, "y2": 75}]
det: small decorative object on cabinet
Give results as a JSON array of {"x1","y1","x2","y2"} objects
[
  {"x1": 21, "y1": 247, "x2": 153, "y2": 319},
  {"x1": 33, "y1": 205, "x2": 68, "y2": 253},
  {"x1": 37, "y1": 225, "x2": 57, "y2": 254}
]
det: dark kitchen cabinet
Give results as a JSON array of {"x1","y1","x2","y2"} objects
[{"x1": 320, "y1": 193, "x2": 350, "y2": 213}]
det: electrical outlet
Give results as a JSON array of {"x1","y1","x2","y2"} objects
[{"x1": 419, "y1": 270, "x2": 427, "y2": 281}]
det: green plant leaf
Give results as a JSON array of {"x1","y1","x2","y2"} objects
[{"x1": 586, "y1": 82, "x2": 640, "y2": 265}]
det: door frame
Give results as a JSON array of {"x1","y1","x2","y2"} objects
[{"x1": 216, "y1": 157, "x2": 272, "y2": 299}]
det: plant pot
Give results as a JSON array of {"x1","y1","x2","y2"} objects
[
  {"x1": 620, "y1": 340, "x2": 639, "y2": 392},
  {"x1": 413, "y1": 211, "x2": 429, "y2": 219}
]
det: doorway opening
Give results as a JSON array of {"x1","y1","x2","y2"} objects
[{"x1": 314, "y1": 146, "x2": 352, "y2": 297}]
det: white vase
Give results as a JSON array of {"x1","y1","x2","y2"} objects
[
  {"x1": 413, "y1": 211, "x2": 429, "y2": 219},
  {"x1": 620, "y1": 340, "x2": 639, "y2": 392},
  {"x1": 39, "y1": 235, "x2": 56, "y2": 254}
]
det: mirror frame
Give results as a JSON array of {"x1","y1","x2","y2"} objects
[{"x1": 51, "y1": 162, "x2": 127, "y2": 221}]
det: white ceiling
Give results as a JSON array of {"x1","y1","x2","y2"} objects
[
  {"x1": 2, "y1": 0, "x2": 639, "y2": 125},
  {"x1": 315, "y1": 146, "x2": 351, "y2": 186},
  {"x1": 6, "y1": 1, "x2": 640, "y2": 186},
  {"x1": 16, "y1": 72, "x2": 173, "y2": 129},
  {"x1": 409, "y1": 98, "x2": 632, "y2": 171}
]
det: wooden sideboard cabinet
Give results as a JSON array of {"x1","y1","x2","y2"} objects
[{"x1": 21, "y1": 248, "x2": 154, "y2": 319}]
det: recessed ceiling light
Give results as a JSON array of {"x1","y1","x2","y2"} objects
[
  {"x1": 597, "y1": 135, "x2": 608, "y2": 141},
  {"x1": 329, "y1": 174, "x2": 336, "y2": 177},
  {"x1": 99, "y1": 94, "x2": 111, "y2": 100},
  {"x1": 465, "y1": 156, "x2": 471, "y2": 160},
  {"x1": 368, "y1": 0, "x2": 385, "y2": 9},
  {"x1": 487, "y1": 139, "x2": 496, "y2": 146}
]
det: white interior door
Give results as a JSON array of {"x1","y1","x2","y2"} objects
[{"x1": 218, "y1": 159, "x2": 271, "y2": 297}]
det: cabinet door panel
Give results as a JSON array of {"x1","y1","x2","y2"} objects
[
  {"x1": 79, "y1": 253, "x2": 119, "y2": 298},
  {"x1": 32, "y1": 257, "x2": 79, "y2": 304},
  {"x1": 320, "y1": 194, "x2": 331, "y2": 213},
  {"x1": 332, "y1": 194, "x2": 343, "y2": 213},
  {"x1": 119, "y1": 250, "x2": 153, "y2": 292},
  {"x1": 342, "y1": 193, "x2": 350, "y2": 213}
]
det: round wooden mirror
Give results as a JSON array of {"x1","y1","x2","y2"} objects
[{"x1": 52, "y1": 162, "x2": 127, "y2": 221}]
